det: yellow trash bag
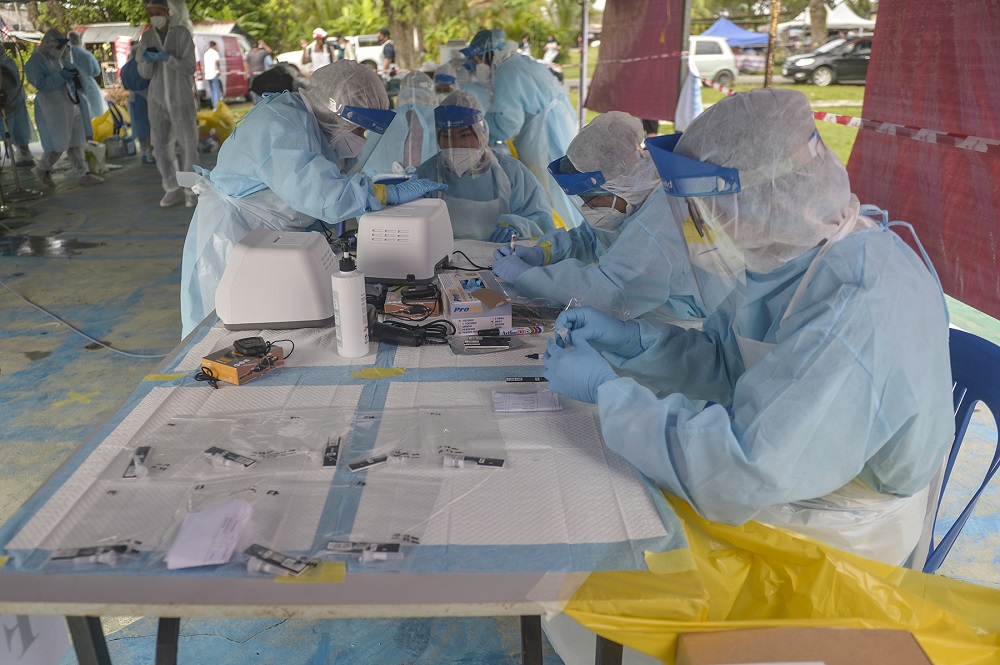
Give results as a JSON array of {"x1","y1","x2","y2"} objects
[
  {"x1": 564, "y1": 495, "x2": 1000, "y2": 665},
  {"x1": 91, "y1": 101, "x2": 130, "y2": 143},
  {"x1": 198, "y1": 101, "x2": 235, "y2": 145}
]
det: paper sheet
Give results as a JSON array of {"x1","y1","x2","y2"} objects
[
  {"x1": 492, "y1": 390, "x2": 562, "y2": 413},
  {"x1": 165, "y1": 499, "x2": 252, "y2": 569}
]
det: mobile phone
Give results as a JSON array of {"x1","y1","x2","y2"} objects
[{"x1": 146, "y1": 47, "x2": 160, "y2": 53}]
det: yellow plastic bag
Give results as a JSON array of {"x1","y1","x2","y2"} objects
[
  {"x1": 197, "y1": 101, "x2": 236, "y2": 144},
  {"x1": 564, "y1": 494, "x2": 1000, "y2": 664},
  {"x1": 91, "y1": 101, "x2": 130, "y2": 143}
]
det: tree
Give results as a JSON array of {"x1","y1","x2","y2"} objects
[{"x1": 808, "y1": 0, "x2": 826, "y2": 49}]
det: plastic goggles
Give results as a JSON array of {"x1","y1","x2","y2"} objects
[
  {"x1": 434, "y1": 105, "x2": 483, "y2": 130},
  {"x1": 547, "y1": 156, "x2": 608, "y2": 197},
  {"x1": 646, "y1": 133, "x2": 741, "y2": 197},
  {"x1": 339, "y1": 106, "x2": 395, "y2": 135}
]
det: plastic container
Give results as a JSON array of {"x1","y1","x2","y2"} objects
[{"x1": 331, "y1": 256, "x2": 370, "y2": 358}]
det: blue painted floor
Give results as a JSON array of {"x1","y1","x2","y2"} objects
[{"x1": 2, "y1": 148, "x2": 998, "y2": 665}]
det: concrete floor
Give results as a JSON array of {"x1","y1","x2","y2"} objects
[{"x1": 1, "y1": 147, "x2": 998, "y2": 664}]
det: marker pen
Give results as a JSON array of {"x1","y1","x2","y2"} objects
[{"x1": 505, "y1": 376, "x2": 548, "y2": 382}]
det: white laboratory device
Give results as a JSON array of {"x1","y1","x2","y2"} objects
[
  {"x1": 216, "y1": 227, "x2": 338, "y2": 330},
  {"x1": 356, "y1": 198, "x2": 454, "y2": 284}
]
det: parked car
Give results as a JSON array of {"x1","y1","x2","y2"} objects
[
  {"x1": 277, "y1": 34, "x2": 384, "y2": 77},
  {"x1": 192, "y1": 32, "x2": 252, "y2": 105},
  {"x1": 782, "y1": 37, "x2": 872, "y2": 86},
  {"x1": 689, "y1": 36, "x2": 739, "y2": 87}
]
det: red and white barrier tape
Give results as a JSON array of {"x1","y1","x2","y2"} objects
[
  {"x1": 698, "y1": 77, "x2": 1000, "y2": 154},
  {"x1": 598, "y1": 50, "x2": 686, "y2": 66}
]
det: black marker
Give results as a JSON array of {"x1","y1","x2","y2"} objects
[{"x1": 505, "y1": 376, "x2": 548, "y2": 382}]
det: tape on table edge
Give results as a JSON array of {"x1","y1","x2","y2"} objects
[
  {"x1": 352, "y1": 368, "x2": 406, "y2": 379},
  {"x1": 275, "y1": 561, "x2": 346, "y2": 583},
  {"x1": 143, "y1": 373, "x2": 188, "y2": 381}
]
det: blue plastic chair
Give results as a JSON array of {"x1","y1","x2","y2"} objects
[{"x1": 923, "y1": 328, "x2": 1000, "y2": 574}]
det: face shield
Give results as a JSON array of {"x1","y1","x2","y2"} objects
[
  {"x1": 547, "y1": 156, "x2": 628, "y2": 233},
  {"x1": 435, "y1": 104, "x2": 491, "y2": 181},
  {"x1": 647, "y1": 133, "x2": 744, "y2": 304}
]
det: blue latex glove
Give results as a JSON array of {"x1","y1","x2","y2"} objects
[
  {"x1": 143, "y1": 50, "x2": 169, "y2": 63},
  {"x1": 489, "y1": 224, "x2": 516, "y2": 243},
  {"x1": 555, "y1": 306, "x2": 640, "y2": 355},
  {"x1": 384, "y1": 178, "x2": 446, "y2": 205},
  {"x1": 543, "y1": 337, "x2": 617, "y2": 403},
  {"x1": 58, "y1": 69, "x2": 76, "y2": 81},
  {"x1": 493, "y1": 244, "x2": 545, "y2": 267},
  {"x1": 491, "y1": 252, "x2": 532, "y2": 283}
]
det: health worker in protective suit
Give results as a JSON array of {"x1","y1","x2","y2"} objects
[
  {"x1": 463, "y1": 28, "x2": 580, "y2": 228},
  {"x1": 415, "y1": 90, "x2": 555, "y2": 242},
  {"x1": 67, "y1": 31, "x2": 106, "y2": 136},
  {"x1": 492, "y1": 112, "x2": 715, "y2": 321},
  {"x1": 1, "y1": 43, "x2": 37, "y2": 167},
  {"x1": 543, "y1": 89, "x2": 954, "y2": 569},
  {"x1": 25, "y1": 29, "x2": 104, "y2": 187},
  {"x1": 179, "y1": 60, "x2": 445, "y2": 337},
  {"x1": 136, "y1": 0, "x2": 199, "y2": 207},
  {"x1": 363, "y1": 71, "x2": 438, "y2": 179}
]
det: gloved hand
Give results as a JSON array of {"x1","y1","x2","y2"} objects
[
  {"x1": 143, "y1": 50, "x2": 169, "y2": 63},
  {"x1": 493, "y1": 244, "x2": 545, "y2": 266},
  {"x1": 384, "y1": 178, "x2": 446, "y2": 205},
  {"x1": 543, "y1": 337, "x2": 617, "y2": 403},
  {"x1": 489, "y1": 224, "x2": 516, "y2": 243},
  {"x1": 58, "y1": 69, "x2": 76, "y2": 81},
  {"x1": 554, "y1": 306, "x2": 640, "y2": 355},
  {"x1": 491, "y1": 252, "x2": 532, "y2": 283}
]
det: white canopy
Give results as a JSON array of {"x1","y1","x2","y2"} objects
[{"x1": 777, "y1": 1, "x2": 876, "y2": 32}]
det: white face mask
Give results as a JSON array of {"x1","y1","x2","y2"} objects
[
  {"x1": 333, "y1": 131, "x2": 367, "y2": 159},
  {"x1": 441, "y1": 147, "x2": 484, "y2": 178},
  {"x1": 150, "y1": 15, "x2": 168, "y2": 29},
  {"x1": 475, "y1": 63, "x2": 491, "y2": 84},
  {"x1": 580, "y1": 199, "x2": 627, "y2": 231}
]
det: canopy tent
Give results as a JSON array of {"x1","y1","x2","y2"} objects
[
  {"x1": 702, "y1": 17, "x2": 769, "y2": 47},
  {"x1": 777, "y1": 1, "x2": 877, "y2": 32}
]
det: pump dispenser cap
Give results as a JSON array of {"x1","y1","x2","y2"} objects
[{"x1": 339, "y1": 256, "x2": 356, "y2": 272}]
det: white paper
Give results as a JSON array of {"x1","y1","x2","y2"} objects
[
  {"x1": 0, "y1": 614, "x2": 71, "y2": 664},
  {"x1": 492, "y1": 390, "x2": 562, "y2": 413},
  {"x1": 165, "y1": 499, "x2": 252, "y2": 569}
]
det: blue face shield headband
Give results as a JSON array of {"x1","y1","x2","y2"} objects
[
  {"x1": 435, "y1": 73, "x2": 456, "y2": 86},
  {"x1": 547, "y1": 156, "x2": 608, "y2": 197},
  {"x1": 646, "y1": 133, "x2": 741, "y2": 197},
  {"x1": 434, "y1": 105, "x2": 482, "y2": 130},
  {"x1": 339, "y1": 106, "x2": 395, "y2": 135}
]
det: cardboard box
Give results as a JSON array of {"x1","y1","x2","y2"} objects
[
  {"x1": 383, "y1": 288, "x2": 442, "y2": 319},
  {"x1": 437, "y1": 271, "x2": 512, "y2": 335},
  {"x1": 675, "y1": 627, "x2": 932, "y2": 665},
  {"x1": 200, "y1": 345, "x2": 285, "y2": 386}
]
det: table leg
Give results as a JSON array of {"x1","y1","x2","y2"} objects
[
  {"x1": 595, "y1": 634, "x2": 624, "y2": 665},
  {"x1": 520, "y1": 615, "x2": 543, "y2": 665},
  {"x1": 66, "y1": 616, "x2": 112, "y2": 665},
  {"x1": 156, "y1": 617, "x2": 181, "y2": 665}
]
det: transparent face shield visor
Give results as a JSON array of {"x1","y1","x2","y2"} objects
[
  {"x1": 434, "y1": 105, "x2": 491, "y2": 184},
  {"x1": 647, "y1": 134, "x2": 745, "y2": 308},
  {"x1": 338, "y1": 105, "x2": 395, "y2": 175}
]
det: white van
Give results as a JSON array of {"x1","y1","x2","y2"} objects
[
  {"x1": 191, "y1": 31, "x2": 253, "y2": 105},
  {"x1": 276, "y1": 34, "x2": 385, "y2": 76},
  {"x1": 689, "y1": 35, "x2": 738, "y2": 87}
]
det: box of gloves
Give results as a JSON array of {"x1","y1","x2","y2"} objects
[{"x1": 437, "y1": 270, "x2": 512, "y2": 335}]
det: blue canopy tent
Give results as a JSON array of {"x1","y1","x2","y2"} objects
[{"x1": 702, "y1": 16, "x2": 769, "y2": 47}]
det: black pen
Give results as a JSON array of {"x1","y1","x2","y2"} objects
[{"x1": 505, "y1": 376, "x2": 548, "y2": 382}]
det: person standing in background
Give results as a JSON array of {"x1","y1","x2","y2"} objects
[
  {"x1": 1, "y1": 43, "x2": 37, "y2": 167},
  {"x1": 301, "y1": 28, "x2": 333, "y2": 74},
  {"x1": 246, "y1": 39, "x2": 272, "y2": 104},
  {"x1": 377, "y1": 28, "x2": 394, "y2": 71},
  {"x1": 136, "y1": 0, "x2": 199, "y2": 207},
  {"x1": 67, "y1": 31, "x2": 105, "y2": 136},
  {"x1": 203, "y1": 40, "x2": 222, "y2": 110}
]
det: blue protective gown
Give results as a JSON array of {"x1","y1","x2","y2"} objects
[
  {"x1": 69, "y1": 45, "x2": 104, "y2": 123},
  {"x1": 595, "y1": 225, "x2": 953, "y2": 526},
  {"x1": 415, "y1": 150, "x2": 555, "y2": 240},
  {"x1": 507, "y1": 187, "x2": 706, "y2": 320},
  {"x1": 24, "y1": 50, "x2": 87, "y2": 153},
  {"x1": 0, "y1": 54, "x2": 34, "y2": 147},
  {"x1": 485, "y1": 55, "x2": 581, "y2": 228},
  {"x1": 363, "y1": 102, "x2": 437, "y2": 177},
  {"x1": 180, "y1": 91, "x2": 377, "y2": 336}
]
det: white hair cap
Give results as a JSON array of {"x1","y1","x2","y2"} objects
[{"x1": 567, "y1": 111, "x2": 660, "y2": 206}]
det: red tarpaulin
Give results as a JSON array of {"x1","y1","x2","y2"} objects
[
  {"x1": 847, "y1": 0, "x2": 1000, "y2": 320},
  {"x1": 585, "y1": 0, "x2": 685, "y2": 121}
]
